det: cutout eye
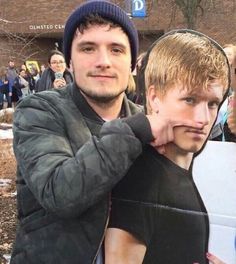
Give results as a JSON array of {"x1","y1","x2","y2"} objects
[
  {"x1": 208, "y1": 101, "x2": 220, "y2": 109},
  {"x1": 184, "y1": 97, "x2": 195, "y2": 104}
]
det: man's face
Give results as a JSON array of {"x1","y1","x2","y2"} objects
[
  {"x1": 41, "y1": 65, "x2": 46, "y2": 72},
  {"x1": 71, "y1": 24, "x2": 132, "y2": 103},
  {"x1": 156, "y1": 81, "x2": 224, "y2": 153},
  {"x1": 49, "y1": 54, "x2": 66, "y2": 73},
  {"x1": 20, "y1": 70, "x2": 26, "y2": 78},
  {"x1": 9, "y1": 61, "x2": 15, "y2": 68},
  {"x1": 21, "y1": 64, "x2": 27, "y2": 71}
]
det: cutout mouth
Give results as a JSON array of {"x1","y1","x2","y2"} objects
[{"x1": 185, "y1": 129, "x2": 207, "y2": 136}]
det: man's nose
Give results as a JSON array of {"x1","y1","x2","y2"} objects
[
  {"x1": 195, "y1": 104, "x2": 210, "y2": 125},
  {"x1": 95, "y1": 49, "x2": 111, "y2": 68}
]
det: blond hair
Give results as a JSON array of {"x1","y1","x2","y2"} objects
[
  {"x1": 145, "y1": 33, "x2": 229, "y2": 97},
  {"x1": 126, "y1": 73, "x2": 136, "y2": 94}
]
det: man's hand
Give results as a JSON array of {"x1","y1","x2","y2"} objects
[{"x1": 146, "y1": 112, "x2": 203, "y2": 153}]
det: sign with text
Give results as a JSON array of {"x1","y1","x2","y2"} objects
[
  {"x1": 132, "y1": 0, "x2": 146, "y2": 17},
  {"x1": 29, "y1": 24, "x2": 65, "y2": 30}
]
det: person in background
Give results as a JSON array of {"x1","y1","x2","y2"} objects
[
  {"x1": 227, "y1": 93, "x2": 236, "y2": 134},
  {"x1": 126, "y1": 51, "x2": 147, "y2": 104},
  {"x1": 125, "y1": 74, "x2": 137, "y2": 103},
  {"x1": 6, "y1": 60, "x2": 18, "y2": 107},
  {"x1": 224, "y1": 90, "x2": 236, "y2": 141},
  {"x1": 133, "y1": 51, "x2": 147, "y2": 105},
  {"x1": 35, "y1": 50, "x2": 73, "y2": 92},
  {"x1": 39, "y1": 64, "x2": 46, "y2": 78},
  {"x1": 33, "y1": 64, "x2": 46, "y2": 83},
  {"x1": 0, "y1": 66, "x2": 10, "y2": 110},
  {"x1": 21, "y1": 64, "x2": 36, "y2": 94},
  {"x1": 222, "y1": 44, "x2": 236, "y2": 142},
  {"x1": 223, "y1": 44, "x2": 236, "y2": 92},
  {"x1": 10, "y1": 2, "x2": 199, "y2": 263},
  {"x1": 209, "y1": 44, "x2": 236, "y2": 141},
  {"x1": 105, "y1": 30, "x2": 229, "y2": 264},
  {"x1": 13, "y1": 69, "x2": 29, "y2": 99}
]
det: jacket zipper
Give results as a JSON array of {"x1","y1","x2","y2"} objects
[{"x1": 92, "y1": 194, "x2": 111, "y2": 264}]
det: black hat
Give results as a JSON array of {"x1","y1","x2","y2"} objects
[{"x1": 63, "y1": 0, "x2": 139, "y2": 71}]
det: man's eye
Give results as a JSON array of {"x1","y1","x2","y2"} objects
[
  {"x1": 111, "y1": 47, "x2": 124, "y2": 54},
  {"x1": 81, "y1": 47, "x2": 94, "y2": 53},
  {"x1": 208, "y1": 101, "x2": 220, "y2": 109}
]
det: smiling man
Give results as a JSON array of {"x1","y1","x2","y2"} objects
[{"x1": 105, "y1": 30, "x2": 230, "y2": 264}]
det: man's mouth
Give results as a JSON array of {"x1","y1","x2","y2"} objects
[
  {"x1": 88, "y1": 72, "x2": 117, "y2": 79},
  {"x1": 91, "y1": 75, "x2": 115, "y2": 78}
]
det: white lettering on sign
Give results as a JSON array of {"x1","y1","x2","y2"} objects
[
  {"x1": 133, "y1": 0, "x2": 144, "y2": 11},
  {"x1": 29, "y1": 24, "x2": 65, "y2": 30}
]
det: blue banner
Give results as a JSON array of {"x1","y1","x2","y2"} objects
[{"x1": 132, "y1": 0, "x2": 146, "y2": 18}]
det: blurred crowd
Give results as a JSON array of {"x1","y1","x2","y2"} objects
[{"x1": 0, "y1": 49, "x2": 73, "y2": 110}]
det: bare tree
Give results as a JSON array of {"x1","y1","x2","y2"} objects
[
  {"x1": 0, "y1": 28, "x2": 45, "y2": 63},
  {"x1": 0, "y1": 1, "x2": 69, "y2": 65},
  {"x1": 174, "y1": 0, "x2": 204, "y2": 29}
]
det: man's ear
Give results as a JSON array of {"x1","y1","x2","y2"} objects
[{"x1": 147, "y1": 85, "x2": 160, "y2": 113}]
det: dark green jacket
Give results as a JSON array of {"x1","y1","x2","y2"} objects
[{"x1": 11, "y1": 84, "x2": 149, "y2": 264}]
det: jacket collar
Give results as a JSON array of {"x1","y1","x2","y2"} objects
[{"x1": 70, "y1": 83, "x2": 132, "y2": 122}]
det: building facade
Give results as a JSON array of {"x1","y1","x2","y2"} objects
[{"x1": 0, "y1": 0, "x2": 236, "y2": 69}]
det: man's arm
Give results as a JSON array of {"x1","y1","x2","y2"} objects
[
  {"x1": 105, "y1": 228, "x2": 146, "y2": 264},
  {"x1": 13, "y1": 93, "x2": 145, "y2": 218}
]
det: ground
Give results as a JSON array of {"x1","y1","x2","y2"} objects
[
  {"x1": 0, "y1": 197, "x2": 16, "y2": 264},
  {"x1": 0, "y1": 138, "x2": 17, "y2": 264}
]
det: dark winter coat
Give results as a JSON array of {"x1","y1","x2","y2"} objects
[
  {"x1": 13, "y1": 76, "x2": 24, "y2": 100},
  {"x1": 11, "y1": 83, "x2": 148, "y2": 264},
  {"x1": 0, "y1": 78, "x2": 9, "y2": 94}
]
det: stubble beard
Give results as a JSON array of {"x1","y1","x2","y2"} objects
[{"x1": 79, "y1": 86, "x2": 126, "y2": 105}]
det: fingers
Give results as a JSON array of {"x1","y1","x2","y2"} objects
[
  {"x1": 53, "y1": 78, "x2": 66, "y2": 89},
  {"x1": 206, "y1": 252, "x2": 226, "y2": 264},
  {"x1": 150, "y1": 126, "x2": 174, "y2": 147},
  {"x1": 147, "y1": 113, "x2": 175, "y2": 148},
  {"x1": 171, "y1": 119, "x2": 204, "y2": 130},
  {"x1": 146, "y1": 111, "x2": 202, "y2": 148},
  {"x1": 156, "y1": 145, "x2": 166, "y2": 155},
  {"x1": 150, "y1": 143, "x2": 166, "y2": 154}
]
